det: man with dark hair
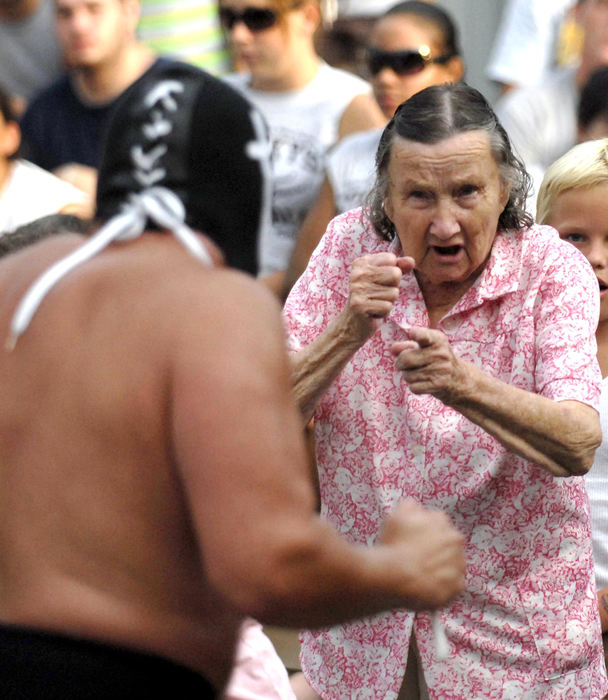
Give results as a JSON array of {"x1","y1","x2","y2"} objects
[
  {"x1": 0, "y1": 60, "x2": 465, "y2": 698},
  {"x1": 19, "y1": 0, "x2": 161, "y2": 200}
]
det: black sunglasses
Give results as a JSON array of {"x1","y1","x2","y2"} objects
[
  {"x1": 365, "y1": 46, "x2": 454, "y2": 77},
  {"x1": 219, "y1": 6, "x2": 279, "y2": 32}
]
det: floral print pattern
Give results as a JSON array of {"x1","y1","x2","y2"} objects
[{"x1": 283, "y1": 209, "x2": 608, "y2": 699}]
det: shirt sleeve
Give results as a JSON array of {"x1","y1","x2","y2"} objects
[
  {"x1": 283, "y1": 210, "x2": 365, "y2": 353},
  {"x1": 534, "y1": 236, "x2": 601, "y2": 409}
]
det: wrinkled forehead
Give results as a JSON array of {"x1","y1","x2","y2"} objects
[{"x1": 387, "y1": 130, "x2": 499, "y2": 182}]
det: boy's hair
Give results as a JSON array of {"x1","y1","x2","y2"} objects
[{"x1": 536, "y1": 138, "x2": 608, "y2": 224}]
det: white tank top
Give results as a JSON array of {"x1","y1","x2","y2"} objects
[
  {"x1": 327, "y1": 127, "x2": 382, "y2": 214},
  {"x1": 224, "y1": 63, "x2": 371, "y2": 276}
]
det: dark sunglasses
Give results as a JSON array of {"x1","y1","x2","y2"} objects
[
  {"x1": 365, "y1": 46, "x2": 454, "y2": 76},
  {"x1": 219, "y1": 6, "x2": 279, "y2": 32}
]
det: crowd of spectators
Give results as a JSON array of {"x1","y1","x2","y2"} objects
[{"x1": 1, "y1": 1, "x2": 608, "y2": 699}]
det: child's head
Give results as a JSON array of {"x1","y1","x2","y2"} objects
[{"x1": 537, "y1": 138, "x2": 608, "y2": 324}]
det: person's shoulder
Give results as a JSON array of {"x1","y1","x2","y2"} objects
[
  {"x1": 330, "y1": 127, "x2": 382, "y2": 161},
  {"x1": 511, "y1": 222, "x2": 560, "y2": 251},
  {"x1": 317, "y1": 62, "x2": 370, "y2": 94},
  {"x1": 175, "y1": 262, "x2": 281, "y2": 318},
  {"x1": 221, "y1": 71, "x2": 250, "y2": 92},
  {"x1": 521, "y1": 222, "x2": 566, "y2": 247},
  {"x1": 323, "y1": 209, "x2": 387, "y2": 258},
  {"x1": 496, "y1": 65, "x2": 576, "y2": 112},
  {"x1": 169, "y1": 265, "x2": 286, "y2": 354},
  {"x1": 22, "y1": 74, "x2": 72, "y2": 115},
  {"x1": 519, "y1": 223, "x2": 594, "y2": 271}
]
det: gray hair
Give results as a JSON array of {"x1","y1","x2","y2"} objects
[{"x1": 366, "y1": 82, "x2": 533, "y2": 241}]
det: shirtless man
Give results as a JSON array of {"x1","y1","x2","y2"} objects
[{"x1": 0, "y1": 61, "x2": 465, "y2": 698}]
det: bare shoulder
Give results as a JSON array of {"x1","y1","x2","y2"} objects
[
  {"x1": 338, "y1": 93, "x2": 385, "y2": 139},
  {"x1": 168, "y1": 265, "x2": 289, "y2": 385},
  {"x1": 172, "y1": 266, "x2": 284, "y2": 340}
]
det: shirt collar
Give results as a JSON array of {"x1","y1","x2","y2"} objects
[
  {"x1": 450, "y1": 228, "x2": 525, "y2": 316},
  {"x1": 387, "y1": 228, "x2": 529, "y2": 327}
]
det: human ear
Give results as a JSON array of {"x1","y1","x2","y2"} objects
[
  {"x1": 498, "y1": 180, "x2": 511, "y2": 213},
  {"x1": 383, "y1": 194, "x2": 394, "y2": 223},
  {"x1": 445, "y1": 56, "x2": 464, "y2": 83},
  {"x1": 300, "y1": 0, "x2": 321, "y2": 35},
  {"x1": 0, "y1": 120, "x2": 20, "y2": 159}
]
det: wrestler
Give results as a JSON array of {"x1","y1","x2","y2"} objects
[{"x1": 0, "y1": 61, "x2": 465, "y2": 698}]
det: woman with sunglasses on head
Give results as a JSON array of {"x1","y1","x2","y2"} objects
[
  {"x1": 282, "y1": 0, "x2": 463, "y2": 298},
  {"x1": 220, "y1": 0, "x2": 385, "y2": 294}
]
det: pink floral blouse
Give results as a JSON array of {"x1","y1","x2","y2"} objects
[{"x1": 284, "y1": 209, "x2": 608, "y2": 699}]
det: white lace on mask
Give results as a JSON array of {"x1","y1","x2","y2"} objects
[
  {"x1": 5, "y1": 77, "x2": 217, "y2": 350},
  {"x1": 6, "y1": 186, "x2": 213, "y2": 351}
]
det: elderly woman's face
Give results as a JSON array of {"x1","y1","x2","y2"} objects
[{"x1": 384, "y1": 130, "x2": 509, "y2": 290}]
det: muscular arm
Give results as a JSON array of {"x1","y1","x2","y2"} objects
[
  {"x1": 172, "y1": 271, "x2": 464, "y2": 628},
  {"x1": 392, "y1": 328, "x2": 601, "y2": 478}
]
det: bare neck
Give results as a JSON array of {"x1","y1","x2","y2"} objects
[
  {"x1": 73, "y1": 43, "x2": 155, "y2": 105},
  {"x1": 417, "y1": 275, "x2": 480, "y2": 328},
  {"x1": 0, "y1": 159, "x2": 14, "y2": 193},
  {"x1": 251, "y1": 51, "x2": 320, "y2": 92}
]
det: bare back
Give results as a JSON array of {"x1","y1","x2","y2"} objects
[{"x1": 0, "y1": 232, "x2": 311, "y2": 690}]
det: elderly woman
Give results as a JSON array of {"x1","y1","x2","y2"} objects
[{"x1": 284, "y1": 83, "x2": 607, "y2": 699}]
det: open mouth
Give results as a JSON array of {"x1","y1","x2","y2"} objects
[
  {"x1": 599, "y1": 278, "x2": 608, "y2": 292},
  {"x1": 433, "y1": 245, "x2": 462, "y2": 256}
]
